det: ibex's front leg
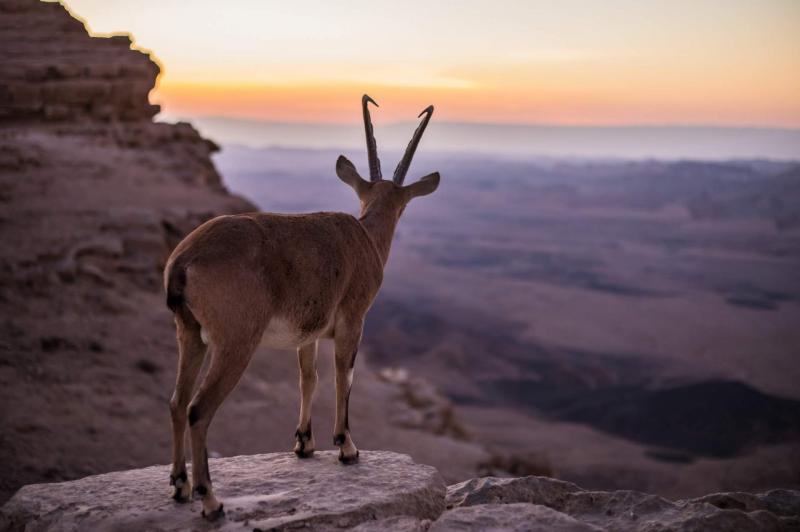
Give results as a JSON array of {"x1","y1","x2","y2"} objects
[
  {"x1": 333, "y1": 325, "x2": 361, "y2": 463},
  {"x1": 294, "y1": 341, "x2": 318, "y2": 458},
  {"x1": 168, "y1": 317, "x2": 206, "y2": 502}
]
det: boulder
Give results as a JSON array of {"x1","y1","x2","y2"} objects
[
  {"x1": 431, "y1": 503, "x2": 602, "y2": 531},
  {"x1": 0, "y1": 451, "x2": 446, "y2": 531},
  {"x1": 446, "y1": 476, "x2": 800, "y2": 532}
]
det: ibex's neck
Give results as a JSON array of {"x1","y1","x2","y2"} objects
[{"x1": 359, "y1": 207, "x2": 399, "y2": 267}]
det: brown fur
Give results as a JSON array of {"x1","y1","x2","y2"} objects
[{"x1": 164, "y1": 115, "x2": 440, "y2": 518}]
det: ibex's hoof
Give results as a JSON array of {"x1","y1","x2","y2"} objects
[
  {"x1": 201, "y1": 503, "x2": 225, "y2": 521},
  {"x1": 169, "y1": 472, "x2": 191, "y2": 502},
  {"x1": 338, "y1": 449, "x2": 359, "y2": 464},
  {"x1": 172, "y1": 485, "x2": 191, "y2": 503},
  {"x1": 294, "y1": 427, "x2": 314, "y2": 458},
  {"x1": 294, "y1": 447, "x2": 315, "y2": 458}
]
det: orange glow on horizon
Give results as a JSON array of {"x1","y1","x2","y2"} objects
[
  {"x1": 60, "y1": 0, "x2": 800, "y2": 128},
  {"x1": 154, "y1": 80, "x2": 800, "y2": 128}
]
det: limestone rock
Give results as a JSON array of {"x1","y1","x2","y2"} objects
[
  {"x1": 3, "y1": 464, "x2": 798, "y2": 531},
  {"x1": 0, "y1": 451, "x2": 446, "y2": 531},
  {"x1": 432, "y1": 503, "x2": 602, "y2": 531},
  {"x1": 349, "y1": 515, "x2": 432, "y2": 532},
  {"x1": 446, "y1": 476, "x2": 800, "y2": 531},
  {"x1": 446, "y1": 475, "x2": 583, "y2": 510}
]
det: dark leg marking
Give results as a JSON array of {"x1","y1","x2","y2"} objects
[
  {"x1": 169, "y1": 470, "x2": 187, "y2": 486},
  {"x1": 344, "y1": 388, "x2": 351, "y2": 431},
  {"x1": 334, "y1": 429, "x2": 358, "y2": 465},
  {"x1": 345, "y1": 348, "x2": 357, "y2": 431},
  {"x1": 187, "y1": 404, "x2": 200, "y2": 426},
  {"x1": 295, "y1": 426, "x2": 312, "y2": 441},
  {"x1": 170, "y1": 470, "x2": 190, "y2": 502}
]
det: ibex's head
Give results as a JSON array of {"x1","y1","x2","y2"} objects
[{"x1": 336, "y1": 95, "x2": 440, "y2": 221}]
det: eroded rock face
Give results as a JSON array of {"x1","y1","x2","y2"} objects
[
  {"x1": 0, "y1": 0, "x2": 256, "y2": 504},
  {"x1": 0, "y1": 0, "x2": 160, "y2": 122},
  {"x1": 0, "y1": 451, "x2": 446, "y2": 532}
]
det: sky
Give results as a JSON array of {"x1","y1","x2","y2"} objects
[{"x1": 60, "y1": 0, "x2": 800, "y2": 127}]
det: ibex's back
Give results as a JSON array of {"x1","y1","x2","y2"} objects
[
  {"x1": 165, "y1": 211, "x2": 382, "y2": 349},
  {"x1": 164, "y1": 95, "x2": 440, "y2": 520}
]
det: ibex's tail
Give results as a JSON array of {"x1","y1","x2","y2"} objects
[
  {"x1": 165, "y1": 262, "x2": 187, "y2": 313},
  {"x1": 165, "y1": 258, "x2": 200, "y2": 327}
]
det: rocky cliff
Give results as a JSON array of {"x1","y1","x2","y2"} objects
[
  {"x1": 1, "y1": 452, "x2": 797, "y2": 531},
  {"x1": 0, "y1": 0, "x2": 251, "y2": 502},
  {"x1": 1, "y1": 0, "x2": 159, "y2": 122}
]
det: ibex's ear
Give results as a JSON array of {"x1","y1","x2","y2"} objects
[
  {"x1": 404, "y1": 172, "x2": 440, "y2": 199},
  {"x1": 336, "y1": 155, "x2": 370, "y2": 195}
]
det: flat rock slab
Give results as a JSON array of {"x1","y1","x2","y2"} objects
[{"x1": 0, "y1": 451, "x2": 445, "y2": 531}]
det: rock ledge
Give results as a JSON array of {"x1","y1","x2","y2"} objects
[
  {"x1": 3, "y1": 456, "x2": 799, "y2": 531},
  {"x1": 0, "y1": 451, "x2": 445, "y2": 532}
]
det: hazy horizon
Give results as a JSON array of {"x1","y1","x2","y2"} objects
[{"x1": 166, "y1": 114, "x2": 800, "y2": 160}]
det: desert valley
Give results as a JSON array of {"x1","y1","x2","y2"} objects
[{"x1": 214, "y1": 145, "x2": 800, "y2": 496}]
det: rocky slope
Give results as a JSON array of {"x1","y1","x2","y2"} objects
[
  {"x1": 0, "y1": 0, "x2": 489, "y2": 505},
  {"x1": 0, "y1": 0, "x2": 254, "y2": 502},
  {"x1": 1, "y1": 452, "x2": 797, "y2": 531}
]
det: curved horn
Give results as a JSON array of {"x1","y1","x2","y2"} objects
[
  {"x1": 393, "y1": 105, "x2": 434, "y2": 185},
  {"x1": 362, "y1": 94, "x2": 382, "y2": 181}
]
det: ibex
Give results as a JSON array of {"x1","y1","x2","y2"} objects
[{"x1": 163, "y1": 95, "x2": 440, "y2": 519}]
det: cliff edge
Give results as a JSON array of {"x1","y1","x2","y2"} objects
[{"x1": 1, "y1": 452, "x2": 797, "y2": 531}]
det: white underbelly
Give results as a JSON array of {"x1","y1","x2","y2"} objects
[
  {"x1": 261, "y1": 316, "x2": 306, "y2": 349},
  {"x1": 198, "y1": 316, "x2": 322, "y2": 350}
]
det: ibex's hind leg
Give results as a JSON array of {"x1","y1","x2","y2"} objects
[
  {"x1": 188, "y1": 333, "x2": 261, "y2": 520},
  {"x1": 294, "y1": 341, "x2": 318, "y2": 458},
  {"x1": 168, "y1": 316, "x2": 206, "y2": 502},
  {"x1": 333, "y1": 324, "x2": 361, "y2": 464}
]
